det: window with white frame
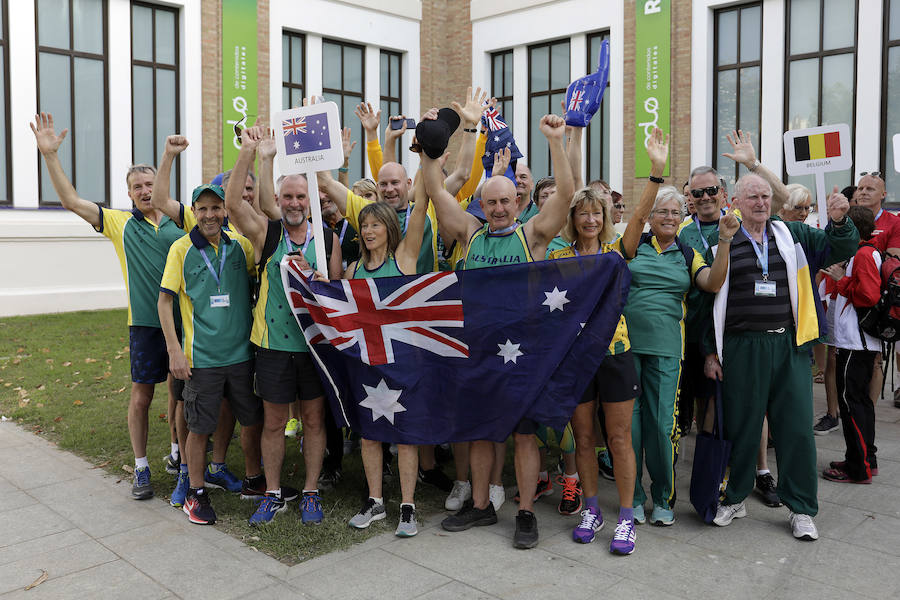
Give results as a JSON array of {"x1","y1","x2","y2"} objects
[
  {"x1": 282, "y1": 30, "x2": 305, "y2": 110},
  {"x1": 36, "y1": 0, "x2": 108, "y2": 205},
  {"x1": 784, "y1": 0, "x2": 857, "y2": 192},
  {"x1": 586, "y1": 31, "x2": 610, "y2": 184},
  {"x1": 491, "y1": 49, "x2": 513, "y2": 126},
  {"x1": 527, "y1": 39, "x2": 569, "y2": 179},
  {"x1": 131, "y1": 1, "x2": 179, "y2": 200},
  {"x1": 322, "y1": 39, "x2": 365, "y2": 182},
  {"x1": 379, "y1": 50, "x2": 402, "y2": 166},
  {"x1": 883, "y1": 0, "x2": 900, "y2": 205}
]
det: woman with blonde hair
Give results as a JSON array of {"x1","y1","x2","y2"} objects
[
  {"x1": 779, "y1": 184, "x2": 813, "y2": 222},
  {"x1": 352, "y1": 178, "x2": 378, "y2": 203}
]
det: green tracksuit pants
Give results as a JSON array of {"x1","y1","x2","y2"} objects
[
  {"x1": 721, "y1": 329, "x2": 818, "y2": 516},
  {"x1": 631, "y1": 354, "x2": 682, "y2": 509}
]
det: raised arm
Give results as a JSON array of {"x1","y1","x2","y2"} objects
[
  {"x1": 445, "y1": 87, "x2": 488, "y2": 197},
  {"x1": 30, "y1": 113, "x2": 101, "y2": 228},
  {"x1": 722, "y1": 129, "x2": 788, "y2": 215},
  {"x1": 565, "y1": 126, "x2": 585, "y2": 191},
  {"x1": 383, "y1": 116, "x2": 408, "y2": 165},
  {"x1": 316, "y1": 168, "x2": 352, "y2": 217},
  {"x1": 396, "y1": 174, "x2": 430, "y2": 273},
  {"x1": 152, "y1": 135, "x2": 189, "y2": 225},
  {"x1": 354, "y1": 102, "x2": 383, "y2": 178},
  {"x1": 256, "y1": 127, "x2": 281, "y2": 220},
  {"x1": 695, "y1": 209, "x2": 739, "y2": 292},
  {"x1": 423, "y1": 151, "x2": 479, "y2": 247},
  {"x1": 339, "y1": 127, "x2": 356, "y2": 188},
  {"x1": 225, "y1": 127, "x2": 267, "y2": 254},
  {"x1": 620, "y1": 127, "x2": 669, "y2": 258},
  {"x1": 526, "y1": 115, "x2": 574, "y2": 245}
]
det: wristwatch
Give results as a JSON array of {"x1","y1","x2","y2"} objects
[{"x1": 749, "y1": 159, "x2": 761, "y2": 172}]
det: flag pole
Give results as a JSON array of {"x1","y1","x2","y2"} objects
[
  {"x1": 306, "y1": 171, "x2": 328, "y2": 274},
  {"x1": 814, "y1": 171, "x2": 827, "y2": 229}
]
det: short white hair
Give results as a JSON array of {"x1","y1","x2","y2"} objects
[
  {"x1": 734, "y1": 173, "x2": 772, "y2": 200},
  {"x1": 651, "y1": 185, "x2": 684, "y2": 218},
  {"x1": 783, "y1": 183, "x2": 812, "y2": 211}
]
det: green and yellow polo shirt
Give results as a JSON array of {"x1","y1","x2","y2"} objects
[{"x1": 160, "y1": 227, "x2": 255, "y2": 368}]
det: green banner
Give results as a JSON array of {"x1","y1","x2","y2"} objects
[
  {"x1": 222, "y1": 0, "x2": 258, "y2": 171},
  {"x1": 634, "y1": 0, "x2": 670, "y2": 177}
]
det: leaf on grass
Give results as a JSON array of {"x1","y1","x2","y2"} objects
[
  {"x1": 24, "y1": 570, "x2": 48, "y2": 590},
  {"x1": 35, "y1": 403, "x2": 44, "y2": 408},
  {"x1": 54, "y1": 378, "x2": 61, "y2": 383},
  {"x1": 3, "y1": 383, "x2": 10, "y2": 387},
  {"x1": 114, "y1": 386, "x2": 127, "y2": 393},
  {"x1": 92, "y1": 460, "x2": 110, "y2": 469},
  {"x1": 41, "y1": 348, "x2": 50, "y2": 354},
  {"x1": 72, "y1": 399, "x2": 83, "y2": 406},
  {"x1": 12, "y1": 358, "x2": 20, "y2": 365},
  {"x1": 45, "y1": 359, "x2": 54, "y2": 364},
  {"x1": 158, "y1": 413, "x2": 168, "y2": 421},
  {"x1": 122, "y1": 464, "x2": 134, "y2": 474},
  {"x1": 16, "y1": 347, "x2": 24, "y2": 353},
  {"x1": 53, "y1": 416, "x2": 62, "y2": 422},
  {"x1": 84, "y1": 358, "x2": 97, "y2": 363},
  {"x1": 62, "y1": 361, "x2": 72, "y2": 367},
  {"x1": 94, "y1": 372, "x2": 111, "y2": 381},
  {"x1": 18, "y1": 398, "x2": 30, "y2": 408},
  {"x1": 36, "y1": 384, "x2": 46, "y2": 391}
]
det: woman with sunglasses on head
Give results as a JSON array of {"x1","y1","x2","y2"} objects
[{"x1": 779, "y1": 184, "x2": 814, "y2": 223}]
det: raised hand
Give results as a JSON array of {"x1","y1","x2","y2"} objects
[
  {"x1": 722, "y1": 129, "x2": 757, "y2": 166},
  {"x1": 240, "y1": 125, "x2": 263, "y2": 150},
  {"x1": 539, "y1": 114, "x2": 566, "y2": 141},
  {"x1": 354, "y1": 102, "x2": 381, "y2": 135},
  {"x1": 491, "y1": 147, "x2": 512, "y2": 177},
  {"x1": 646, "y1": 127, "x2": 669, "y2": 171},
  {"x1": 385, "y1": 116, "x2": 408, "y2": 142},
  {"x1": 258, "y1": 128, "x2": 277, "y2": 161},
  {"x1": 341, "y1": 127, "x2": 356, "y2": 160},
  {"x1": 30, "y1": 113, "x2": 68, "y2": 155},
  {"x1": 451, "y1": 86, "x2": 488, "y2": 125},
  {"x1": 827, "y1": 185, "x2": 850, "y2": 222},
  {"x1": 719, "y1": 208, "x2": 740, "y2": 238},
  {"x1": 165, "y1": 134, "x2": 189, "y2": 156}
]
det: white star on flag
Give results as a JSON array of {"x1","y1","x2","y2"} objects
[
  {"x1": 497, "y1": 339, "x2": 523, "y2": 364},
  {"x1": 542, "y1": 287, "x2": 570, "y2": 312},
  {"x1": 293, "y1": 141, "x2": 300, "y2": 149},
  {"x1": 359, "y1": 379, "x2": 406, "y2": 424},
  {"x1": 494, "y1": 135, "x2": 500, "y2": 142}
]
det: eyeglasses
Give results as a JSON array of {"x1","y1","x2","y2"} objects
[
  {"x1": 690, "y1": 186, "x2": 720, "y2": 199},
  {"x1": 652, "y1": 209, "x2": 682, "y2": 218},
  {"x1": 613, "y1": 203, "x2": 625, "y2": 209},
  {"x1": 860, "y1": 171, "x2": 883, "y2": 180},
  {"x1": 794, "y1": 205, "x2": 811, "y2": 212}
]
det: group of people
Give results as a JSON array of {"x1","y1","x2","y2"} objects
[{"x1": 30, "y1": 78, "x2": 885, "y2": 557}]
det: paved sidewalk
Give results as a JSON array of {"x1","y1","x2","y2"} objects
[{"x1": 2, "y1": 385, "x2": 900, "y2": 599}]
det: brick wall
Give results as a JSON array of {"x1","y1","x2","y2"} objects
[
  {"x1": 621, "y1": 1, "x2": 691, "y2": 216},
  {"x1": 419, "y1": 0, "x2": 472, "y2": 159}
]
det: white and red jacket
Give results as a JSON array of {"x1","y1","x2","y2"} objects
[{"x1": 831, "y1": 242, "x2": 882, "y2": 351}]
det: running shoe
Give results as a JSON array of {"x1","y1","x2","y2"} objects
[
  {"x1": 300, "y1": 491, "x2": 324, "y2": 524},
  {"x1": 489, "y1": 483, "x2": 506, "y2": 512},
  {"x1": 789, "y1": 511, "x2": 819, "y2": 540},
  {"x1": 284, "y1": 417, "x2": 300, "y2": 438},
  {"x1": 249, "y1": 494, "x2": 287, "y2": 526},
  {"x1": 418, "y1": 467, "x2": 454, "y2": 492},
  {"x1": 204, "y1": 464, "x2": 242, "y2": 493},
  {"x1": 318, "y1": 466, "x2": 343, "y2": 491},
  {"x1": 132, "y1": 466, "x2": 154, "y2": 500},
  {"x1": 755, "y1": 473, "x2": 783, "y2": 506},
  {"x1": 830, "y1": 460, "x2": 878, "y2": 477},
  {"x1": 823, "y1": 466, "x2": 871, "y2": 484},
  {"x1": 239, "y1": 474, "x2": 299, "y2": 502},
  {"x1": 514, "y1": 475, "x2": 553, "y2": 503},
  {"x1": 445, "y1": 480, "x2": 472, "y2": 512},
  {"x1": 713, "y1": 501, "x2": 746, "y2": 527},
  {"x1": 183, "y1": 488, "x2": 216, "y2": 525},
  {"x1": 513, "y1": 510, "x2": 539, "y2": 549},
  {"x1": 813, "y1": 413, "x2": 840, "y2": 435},
  {"x1": 163, "y1": 452, "x2": 180, "y2": 475},
  {"x1": 395, "y1": 503, "x2": 418, "y2": 537},
  {"x1": 441, "y1": 499, "x2": 497, "y2": 532},
  {"x1": 572, "y1": 507, "x2": 603, "y2": 544},
  {"x1": 609, "y1": 519, "x2": 636, "y2": 555},
  {"x1": 170, "y1": 468, "x2": 189, "y2": 508},
  {"x1": 349, "y1": 497, "x2": 386, "y2": 528},
  {"x1": 597, "y1": 448, "x2": 615, "y2": 481},
  {"x1": 650, "y1": 504, "x2": 674, "y2": 526},
  {"x1": 633, "y1": 504, "x2": 646, "y2": 524},
  {"x1": 556, "y1": 475, "x2": 583, "y2": 515}
]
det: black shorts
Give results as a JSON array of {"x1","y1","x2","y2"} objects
[
  {"x1": 129, "y1": 326, "x2": 169, "y2": 384},
  {"x1": 254, "y1": 347, "x2": 325, "y2": 404},
  {"x1": 579, "y1": 350, "x2": 641, "y2": 404},
  {"x1": 182, "y1": 360, "x2": 263, "y2": 434}
]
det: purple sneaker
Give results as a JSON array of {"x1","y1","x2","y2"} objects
[
  {"x1": 572, "y1": 506, "x2": 603, "y2": 543},
  {"x1": 609, "y1": 518, "x2": 636, "y2": 555}
]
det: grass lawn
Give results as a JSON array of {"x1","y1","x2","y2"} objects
[{"x1": 0, "y1": 309, "x2": 465, "y2": 565}]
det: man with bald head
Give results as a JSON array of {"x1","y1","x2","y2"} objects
[
  {"x1": 704, "y1": 173, "x2": 858, "y2": 541},
  {"x1": 423, "y1": 113, "x2": 574, "y2": 549},
  {"x1": 515, "y1": 163, "x2": 539, "y2": 223}
]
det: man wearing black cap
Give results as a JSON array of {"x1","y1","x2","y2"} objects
[{"x1": 422, "y1": 112, "x2": 574, "y2": 549}]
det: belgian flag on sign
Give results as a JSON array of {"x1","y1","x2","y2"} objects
[{"x1": 793, "y1": 132, "x2": 841, "y2": 161}]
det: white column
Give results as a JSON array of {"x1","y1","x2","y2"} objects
[
  {"x1": 108, "y1": 0, "x2": 132, "y2": 209},
  {"x1": 9, "y1": 1, "x2": 38, "y2": 208},
  {"x1": 855, "y1": 0, "x2": 884, "y2": 177},
  {"x1": 759, "y1": 0, "x2": 786, "y2": 174}
]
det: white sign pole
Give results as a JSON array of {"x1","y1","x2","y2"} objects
[
  {"x1": 305, "y1": 173, "x2": 328, "y2": 276},
  {"x1": 814, "y1": 172, "x2": 828, "y2": 229}
]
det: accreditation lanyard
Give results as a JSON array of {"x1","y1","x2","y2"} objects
[
  {"x1": 200, "y1": 243, "x2": 228, "y2": 292},
  {"x1": 488, "y1": 223, "x2": 518, "y2": 235},
  {"x1": 283, "y1": 223, "x2": 312, "y2": 255},
  {"x1": 338, "y1": 219, "x2": 349, "y2": 245},
  {"x1": 400, "y1": 207, "x2": 411, "y2": 235},
  {"x1": 693, "y1": 210, "x2": 724, "y2": 251},
  {"x1": 741, "y1": 225, "x2": 770, "y2": 281}
]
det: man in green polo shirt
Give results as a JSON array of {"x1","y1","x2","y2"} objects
[
  {"x1": 158, "y1": 184, "x2": 263, "y2": 525},
  {"x1": 31, "y1": 112, "x2": 186, "y2": 501}
]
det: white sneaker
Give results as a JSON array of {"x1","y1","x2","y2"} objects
[
  {"x1": 789, "y1": 511, "x2": 819, "y2": 540},
  {"x1": 445, "y1": 480, "x2": 472, "y2": 511},
  {"x1": 713, "y1": 501, "x2": 747, "y2": 526},
  {"x1": 489, "y1": 483, "x2": 506, "y2": 511}
]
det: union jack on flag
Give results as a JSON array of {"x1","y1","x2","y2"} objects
[
  {"x1": 282, "y1": 117, "x2": 307, "y2": 136},
  {"x1": 482, "y1": 105, "x2": 506, "y2": 132},
  {"x1": 568, "y1": 90, "x2": 584, "y2": 111},
  {"x1": 283, "y1": 261, "x2": 467, "y2": 366}
]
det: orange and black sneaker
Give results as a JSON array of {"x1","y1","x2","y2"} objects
[
  {"x1": 514, "y1": 474, "x2": 554, "y2": 503},
  {"x1": 556, "y1": 475, "x2": 583, "y2": 515},
  {"x1": 183, "y1": 487, "x2": 217, "y2": 525}
]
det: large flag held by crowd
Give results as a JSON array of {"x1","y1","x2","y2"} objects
[{"x1": 281, "y1": 254, "x2": 631, "y2": 444}]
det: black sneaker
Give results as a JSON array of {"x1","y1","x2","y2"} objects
[
  {"x1": 163, "y1": 453, "x2": 180, "y2": 475},
  {"x1": 755, "y1": 473, "x2": 782, "y2": 507},
  {"x1": 418, "y1": 467, "x2": 453, "y2": 492},
  {"x1": 239, "y1": 474, "x2": 298, "y2": 502},
  {"x1": 183, "y1": 487, "x2": 217, "y2": 525},
  {"x1": 813, "y1": 413, "x2": 840, "y2": 435},
  {"x1": 318, "y1": 467, "x2": 343, "y2": 491},
  {"x1": 513, "y1": 510, "x2": 539, "y2": 549},
  {"x1": 441, "y1": 499, "x2": 498, "y2": 532},
  {"x1": 597, "y1": 449, "x2": 615, "y2": 481},
  {"x1": 434, "y1": 444, "x2": 453, "y2": 465}
]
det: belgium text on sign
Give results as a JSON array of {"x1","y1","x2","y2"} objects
[
  {"x1": 783, "y1": 124, "x2": 852, "y2": 176},
  {"x1": 275, "y1": 102, "x2": 345, "y2": 174}
]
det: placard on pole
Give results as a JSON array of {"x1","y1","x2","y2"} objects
[
  {"x1": 783, "y1": 124, "x2": 852, "y2": 228},
  {"x1": 273, "y1": 102, "x2": 344, "y2": 272}
]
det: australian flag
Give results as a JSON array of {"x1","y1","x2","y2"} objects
[
  {"x1": 283, "y1": 112, "x2": 331, "y2": 155},
  {"x1": 481, "y1": 106, "x2": 523, "y2": 173},
  {"x1": 281, "y1": 254, "x2": 631, "y2": 444}
]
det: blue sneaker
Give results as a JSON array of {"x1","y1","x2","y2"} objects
[
  {"x1": 633, "y1": 504, "x2": 646, "y2": 524},
  {"x1": 650, "y1": 504, "x2": 674, "y2": 526},
  {"x1": 205, "y1": 465, "x2": 242, "y2": 493},
  {"x1": 300, "y1": 491, "x2": 323, "y2": 524},
  {"x1": 170, "y1": 469, "x2": 189, "y2": 508},
  {"x1": 249, "y1": 494, "x2": 288, "y2": 526},
  {"x1": 132, "y1": 466, "x2": 154, "y2": 500}
]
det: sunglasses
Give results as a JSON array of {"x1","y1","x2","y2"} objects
[
  {"x1": 613, "y1": 203, "x2": 625, "y2": 209},
  {"x1": 690, "y1": 186, "x2": 720, "y2": 199},
  {"x1": 860, "y1": 171, "x2": 883, "y2": 180},
  {"x1": 793, "y1": 205, "x2": 811, "y2": 212}
]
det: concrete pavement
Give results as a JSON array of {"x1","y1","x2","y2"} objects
[{"x1": 2, "y1": 384, "x2": 900, "y2": 599}]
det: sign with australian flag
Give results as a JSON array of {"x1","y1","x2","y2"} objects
[
  {"x1": 281, "y1": 254, "x2": 631, "y2": 444},
  {"x1": 274, "y1": 102, "x2": 344, "y2": 174}
]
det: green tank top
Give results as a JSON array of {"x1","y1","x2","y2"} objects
[
  {"x1": 353, "y1": 255, "x2": 404, "y2": 279},
  {"x1": 463, "y1": 224, "x2": 533, "y2": 270}
]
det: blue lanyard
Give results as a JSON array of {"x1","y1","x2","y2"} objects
[
  {"x1": 400, "y1": 206, "x2": 411, "y2": 235},
  {"x1": 488, "y1": 223, "x2": 518, "y2": 235},
  {"x1": 199, "y1": 242, "x2": 228, "y2": 291},
  {"x1": 283, "y1": 222, "x2": 312, "y2": 255},
  {"x1": 741, "y1": 225, "x2": 769, "y2": 280},
  {"x1": 339, "y1": 219, "x2": 349, "y2": 245},
  {"x1": 693, "y1": 210, "x2": 725, "y2": 251}
]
